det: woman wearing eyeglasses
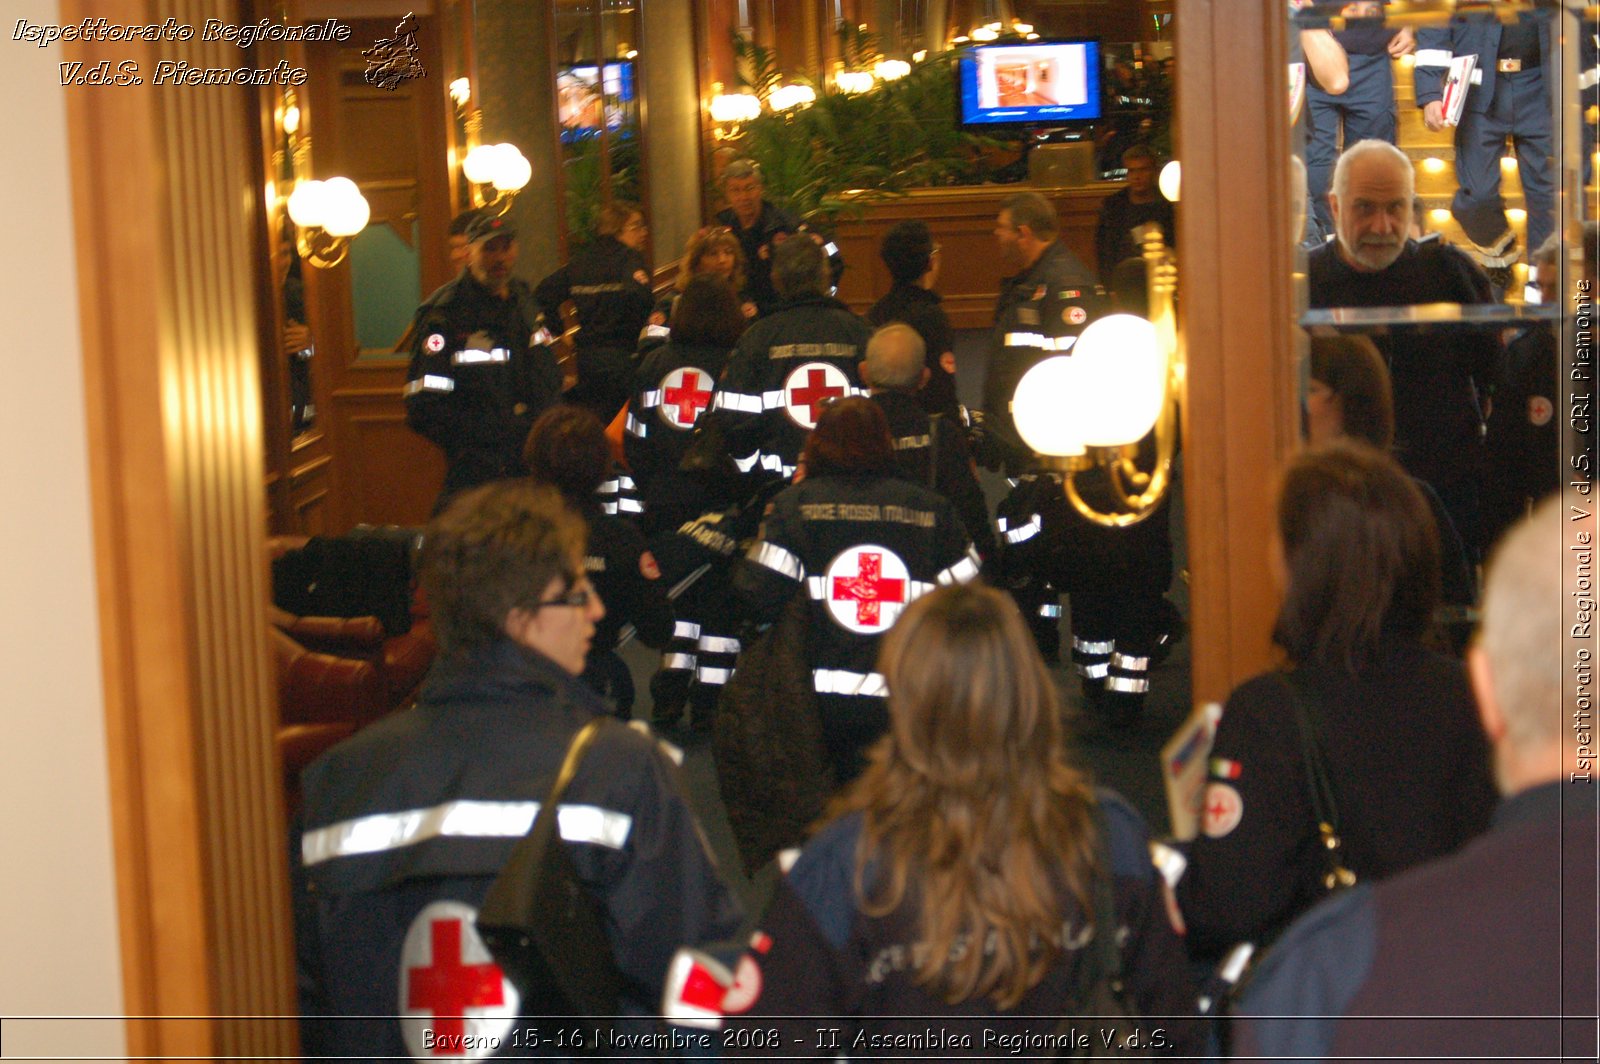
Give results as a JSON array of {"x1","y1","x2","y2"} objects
[{"x1": 294, "y1": 481, "x2": 743, "y2": 1060}]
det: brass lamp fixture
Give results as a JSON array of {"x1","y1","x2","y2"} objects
[
  {"x1": 1010, "y1": 223, "x2": 1182, "y2": 527},
  {"x1": 461, "y1": 142, "x2": 532, "y2": 213},
  {"x1": 279, "y1": 89, "x2": 371, "y2": 269}
]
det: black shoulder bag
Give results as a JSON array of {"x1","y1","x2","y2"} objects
[
  {"x1": 1055, "y1": 809, "x2": 1149, "y2": 1060},
  {"x1": 1280, "y1": 671, "x2": 1357, "y2": 895},
  {"x1": 476, "y1": 718, "x2": 625, "y2": 1030}
]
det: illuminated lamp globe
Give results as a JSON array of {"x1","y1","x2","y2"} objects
[
  {"x1": 834, "y1": 70, "x2": 875, "y2": 94},
  {"x1": 709, "y1": 92, "x2": 760, "y2": 123},
  {"x1": 320, "y1": 178, "x2": 370, "y2": 237},
  {"x1": 1012, "y1": 356, "x2": 1086, "y2": 458},
  {"x1": 286, "y1": 179, "x2": 328, "y2": 228},
  {"x1": 769, "y1": 84, "x2": 816, "y2": 112},
  {"x1": 875, "y1": 60, "x2": 911, "y2": 81},
  {"x1": 462, "y1": 144, "x2": 501, "y2": 185},
  {"x1": 1158, "y1": 160, "x2": 1181, "y2": 203},
  {"x1": 493, "y1": 149, "x2": 532, "y2": 193},
  {"x1": 1070, "y1": 314, "x2": 1166, "y2": 447}
]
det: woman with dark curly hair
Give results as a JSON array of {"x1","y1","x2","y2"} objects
[
  {"x1": 1177, "y1": 441, "x2": 1497, "y2": 962},
  {"x1": 718, "y1": 583, "x2": 1204, "y2": 1055}
]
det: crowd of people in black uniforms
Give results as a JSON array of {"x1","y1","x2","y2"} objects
[{"x1": 294, "y1": 139, "x2": 1595, "y2": 1060}]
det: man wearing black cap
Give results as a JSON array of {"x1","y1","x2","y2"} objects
[
  {"x1": 867, "y1": 220, "x2": 961, "y2": 423},
  {"x1": 403, "y1": 212, "x2": 563, "y2": 513}
]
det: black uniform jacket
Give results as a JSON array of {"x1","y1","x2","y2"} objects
[
  {"x1": 866, "y1": 283, "x2": 961, "y2": 422},
  {"x1": 984, "y1": 242, "x2": 1100, "y2": 456},
  {"x1": 870, "y1": 390, "x2": 996, "y2": 559},
  {"x1": 720, "y1": 791, "x2": 1206, "y2": 1058},
  {"x1": 1307, "y1": 238, "x2": 1501, "y2": 487},
  {"x1": 534, "y1": 235, "x2": 655, "y2": 352},
  {"x1": 1176, "y1": 640, "x2": 1498, "y2": 961},
  {"x1": 294, "y1": 640, "x2": 744, "y2": 1061},
  {"x1": 404, "y1": 271, "x2": 563, "y2": 505},
  {"x1": 716, "y1": 200, "x2": 800, "y2": 317},
  {"x1": 1482, "y1": 323, "x2": 1559, "y2": 548},
  {"x1": 1235, "y1": 782, "x2": 1597, "y2": 1062},
  {"x1": 706, "y1": 294, "x2": 872, "y2": 481},
  {"x1": 733, "y1": 472, "x2": 978, "y2": 699},
  {"x1": 581, "y1": 502, "x2": 674, "y2": 654},
  {"x1": 623, "y1": 338, "x2": 735, "y2": 490},
  {"x1": 1094, "y1": 188, "x2": 1176, "y2": 285}
]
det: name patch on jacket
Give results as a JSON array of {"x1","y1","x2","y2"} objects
[
  {"x1": 768, "y1": 342, "x2": 857, "y2": 360},
  {"x1": 798, "y1": 503, "x2": 936, "y2": 527}
]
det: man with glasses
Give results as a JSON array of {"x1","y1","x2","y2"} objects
[{"x1": 294, "y1": 482, "x2": 743, "y2": 1060}]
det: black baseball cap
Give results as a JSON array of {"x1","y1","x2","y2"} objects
[{"x1": 466, "y1": 213, "x2": 518, "y2": 244}]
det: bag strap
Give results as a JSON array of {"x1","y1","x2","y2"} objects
[
  {"x1": 544, "y1": 717, "x2": 607, "y2": 812},
  {"x1": 1071, "y1": 806, "x2": 1128, "y2": 1008},
  {"x1": 1278, "y1": 672, "x2": 1356, "y2": 891}
]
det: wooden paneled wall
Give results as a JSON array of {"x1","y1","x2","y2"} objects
[
  {"x1": 66, "y1": 0, "x2": 297, "y2": 1056},
  {"x1": 1175, "y1": 0, "x2": 1300, "y2": 705},
  {"x1": 831, "y1": 183, "x2": 1115, "y2": 327}
]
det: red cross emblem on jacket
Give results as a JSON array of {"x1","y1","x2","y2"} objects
[
  {"x1": 658, "y1": 366, "x2": 714, "y2": 429},
  {"x1": 825, "y1": 545, "x2": 910, "y2": 633},
  {"x1": 783, "y1": 361, "x2": 850, "y2": 428},
  {"x1": 399, "y1": 900, "x2": 517, "y2": 1059}
]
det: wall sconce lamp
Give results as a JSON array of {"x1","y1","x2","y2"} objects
[
  {"x1": 833, "y1": 69, "x2": 876, "y2": 94},
  {"x1": 286, "y1": 177, "x2": 371, "y2": 269},
  {"x1": 461, "y1": 142, "x2": 532, "y2": 212},
  {"x1": 1011, "y1": 224, "x2": 1182, "y2": 526},
  {"x1": 709, "y1": 84, "x2": 762, "y2": 138},
  {"x1": 768, "y1": 83, "x2": 817, "y2": 112}
]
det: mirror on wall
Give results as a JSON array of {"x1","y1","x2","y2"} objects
[{"x1": 553, "y1": 0, "x2": 647, "y2": 247}]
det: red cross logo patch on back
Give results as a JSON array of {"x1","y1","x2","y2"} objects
[
  {"x1": 657, "y1": 366, "x2": 715, "y2": 430},
  {"x1": 398, "y1": 900, "x2": 518, "y2": 1060},
  {"x1": 783, "y1": 361, "x2": 850, "y2": 429},
  {"x1": 825, "y1": 544, "x2": 910, "y2": 633}
]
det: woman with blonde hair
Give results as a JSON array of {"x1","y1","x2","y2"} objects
[
  {"x1": 640, "y1": 226, "x2": 754, "y2": 351},
  {"x1": 720, "y1": 583, "x2": 1203, "y2": 1055}
]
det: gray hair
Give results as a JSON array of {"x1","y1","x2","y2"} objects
[
  {"x1": 721, "y1": 158, "x2": 762, "y2": 185},
  {"x1": 1330, "y1": 139, "x2": 1413, "y2": 203},
  {"x1": 1000, "y1": 191, "x2": 1059, "y2": 239},
  {"x1": 1478, "y1": 496, "x2": 1567, "y2": 751},
  {"x1": 864, "y1": 324, "x2": 926, "y2": 391},
  {"x1": 772, "y1": 236, "x2": 830, "y2": 299}
]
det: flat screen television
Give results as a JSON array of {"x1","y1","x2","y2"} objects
[
  {"x1": 956, "y1": 39, "x2": 1103, "y2": 128},
  {"x1": 557, "y1": 60, "x2": 636, "y2": 140}
]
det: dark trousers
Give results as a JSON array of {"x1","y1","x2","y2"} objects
[
  {"x1": 1307, "y1": 53, "x2": 1398, "y2": 234},
  {"x1": 1453, "y1": 67, "x2": 1554, "y2": 256}
]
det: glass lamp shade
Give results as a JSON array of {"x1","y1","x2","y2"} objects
[
  {"x1": 709, "y1": 93, "x2": 761, "y2": 123},
  {"x1": 1070, "y1": 314, "x2": 1166, "y2": 447},
  {"x1": 462, "y1": 144, "x2": 500, "y2": 185},
  {"x1": 1012, "y1": 357, "x2": 1085, "y2": 458},
  {"x1": 493, "y1": 149, "x2": 532, "y2": 192},
  {"x1": 1159, "y1": 160, "x2": 1181, "y2": 203},
  {"x1": 286, "y1": 180, "x2": 327, "y2": 228},
  {"x1": 834, "y1": 71, "x2": 875, "y2": 94},
  {"x1": 318, "y1": 178, "x2": 369, "y2": 237},
  {"x1": 769, "y1": 84, "x2": 816, "y2": 112}
]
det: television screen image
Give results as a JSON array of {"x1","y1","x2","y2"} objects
[
  {"x1": 557, "y1": 61, "x2": 636, "y2": 139},
  {"x1": 957, "y1": 40, "x2": 1102, "y2": 127}
]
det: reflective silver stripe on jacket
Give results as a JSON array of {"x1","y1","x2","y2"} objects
[
  {"x1": 673, "y1": 620, "x2": 702, "y2": 640},
  {"x1": 1000, "y1": 515, "x2": 1042, "y2": 543},
  {"x1": 601, "y1": 498, "x2": 644, "y2": 516},
  {"x1": 732, "y1": 451, "x2": 761, "y2": 472},
  {"x1": 403, "y1": 374, "x2": 456, "y2": 396},
  {"x1": 697, "y1": 666, "x2": 733, "y2": 685},
  {"x1": 1073, "y1": 637, "x2": 1115, "y2": 654},
  {"x1": 453, "y1": 347, "x2": 511, "y2": 365},
  {"x1": 813, "y1": 669, "x2": 888, "y2": 697},
  {"x1": 712, "y1": 391, "x2": 764, "y2": 414},
  {"x1": 1003, "y1": 332, "x2": 1078, "y2": 353},
  {"x1": 1412, "y1": 49, "x2": 1452, "y2": 68},
  {"x1": 640, "y1": 388, "x2": 663, "y2": 408},
  {"x1": 893, "y1": 434, "x2": 930, "y2": 450},
  {"x1": 697, "y1": 635, "x2": 742, "y2": 654},
  {"x1": 1038, "y1": 604, "x2": 1063, "y2": 618},
  {"x1": 300, "y1": 798, "x2": 633, "y2": 866},
  {"x1": 937, "y1": 548, "x2": 982, "y2": 585},
  {"x1": 626, "y1": 412, "x2": 649, "y2": 438},
  {"x1": 642, "y1": 324, "x2": 671, "y2": 340},
  {"x1": 662, "y1": 652, "x2": 697, "y2": 670},
  {"x1": 1077, "y1": 662, "x2": 1111, "y2": 680},
  {"x1": 748, "y1": 541, "x2": 805, "y2": 581},
  {"x1": 1111, "y1": 652, "x2": 1150, "y2": 671},
  {"x1": 1107, "y1": 675, "x2": 1150, "y2": 694}
]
